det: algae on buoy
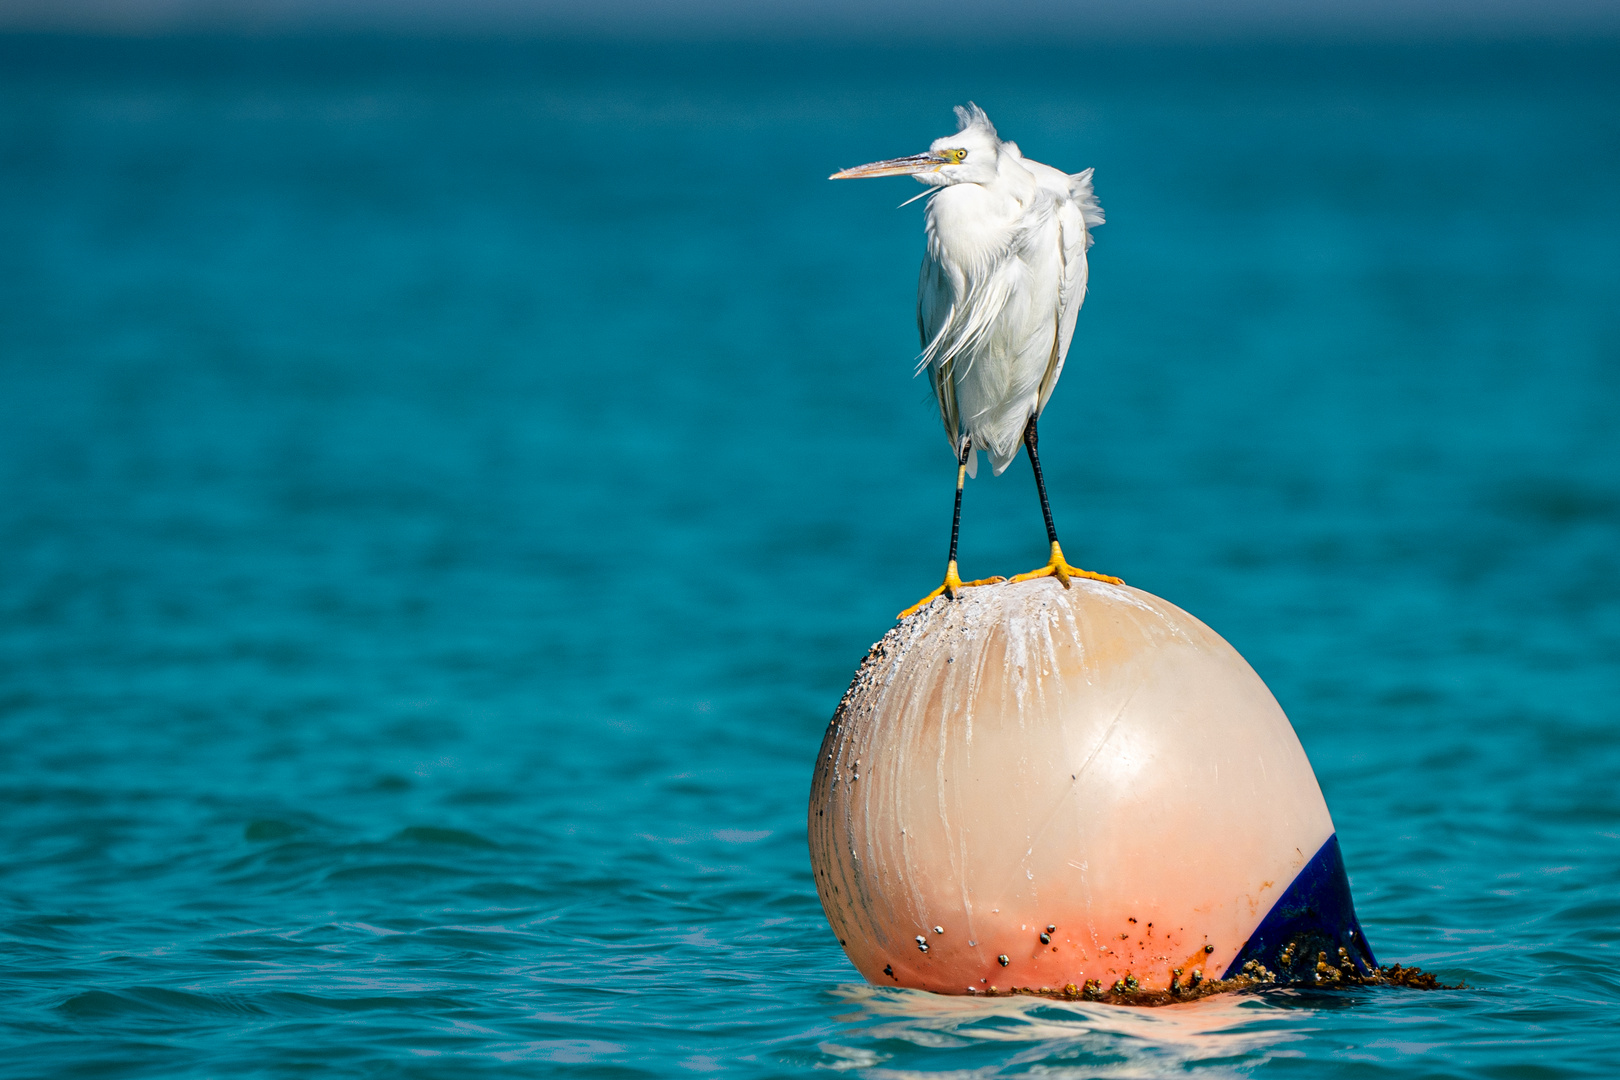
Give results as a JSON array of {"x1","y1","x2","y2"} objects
[{"x1": 808, "y1": 576, "x2": 1375, "y2": 997}]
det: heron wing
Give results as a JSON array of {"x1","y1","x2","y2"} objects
[
  {"x1": 917, "y1": 249, "x2": 961, "y2": 445},
  {"x1": 1035, "y1": 193, "x2": 1092, "y2": 416}
]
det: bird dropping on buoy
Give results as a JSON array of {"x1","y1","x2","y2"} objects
[{"x1": 808, "y1": 576, "x2": 1375, "y2": 996}]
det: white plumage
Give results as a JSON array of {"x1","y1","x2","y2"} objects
[
  {"x1": 831, "y1": 104, "x2": 1118, "y2": 613},
  {"x1": 836, "y1": 104, "x2": 1103, "y2": 476}
]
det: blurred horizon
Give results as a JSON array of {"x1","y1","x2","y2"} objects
[{"x1": 4, "y1": 0, "x2": 1620, "y2": 42}]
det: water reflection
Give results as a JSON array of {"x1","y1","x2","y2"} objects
[{"x1": 824, "y1": 983, "x2": 1300, "y2": 1075}]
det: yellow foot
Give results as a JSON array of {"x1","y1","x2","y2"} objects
[
  {"x1": 1007, "y1": 542, "x2": 1124, "y2": 590},
  {"x1": 898, "y1": 560, "x2": 1007, "y2": 618}
]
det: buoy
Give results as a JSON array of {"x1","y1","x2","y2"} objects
[{"x1": 808, "y1": 576, "x2": 1375, "y2": 996}]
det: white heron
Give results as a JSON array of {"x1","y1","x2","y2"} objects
[{"x1": 831, "y1": 103, "x2": 1123, "y2": 617}]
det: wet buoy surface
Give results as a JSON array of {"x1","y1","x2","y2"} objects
[{"x1": 809, "y1": 576, "x2": 1373, "y2": 995}]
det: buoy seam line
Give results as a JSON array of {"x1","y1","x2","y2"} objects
[{"x1": 1064, "y1": 677, "x2": 1139, "y2": 794}]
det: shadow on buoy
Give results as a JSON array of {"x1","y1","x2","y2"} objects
[{"x1": 809, "y1": 576, "x2": 1442, "y2": 1002}]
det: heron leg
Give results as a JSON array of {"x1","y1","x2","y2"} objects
[
  {"x1": 899, "y1": 441, "x2": 1005, "y2": 618},
  {"x1": 1007, "y1": 416, "x2": 1124, "y2": 589}
]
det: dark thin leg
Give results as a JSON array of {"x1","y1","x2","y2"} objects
[
  {"x1": 1007, "y1": 415, "x2": 1125, "y2": 590},
  {"x1": 946, "y1": 438, "x2": 970, "y2": 568},
  {"x1": 1024, "y1": 417, "x2": 1060, "y2": 547},
  {"x1": 898, "y1": 439, "x2": 1007, "y2": 617}
]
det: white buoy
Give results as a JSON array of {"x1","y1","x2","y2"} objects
[{"x1": 809, "y1": 576, "x2": 1374, "y2": 996}]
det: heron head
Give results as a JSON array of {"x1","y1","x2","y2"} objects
[{"x1": 829, "y1": 102, "x2": 1003, "y2": 187}]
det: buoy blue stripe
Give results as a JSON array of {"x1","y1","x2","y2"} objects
[{"x1": 1223, "y1": 833, "x2": 1377, "y2": 982}]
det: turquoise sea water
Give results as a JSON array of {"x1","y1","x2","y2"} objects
[{"x1": 1, "y1": 36, "x2": 1617, "y2": 1077}]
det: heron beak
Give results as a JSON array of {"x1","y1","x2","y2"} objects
[{"x1": 829, "y1": 152, "x2": 944, "y2": 180}]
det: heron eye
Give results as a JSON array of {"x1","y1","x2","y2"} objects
[{"x1": 951, "y1": 149, "x2": 968, "y2": 163}]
